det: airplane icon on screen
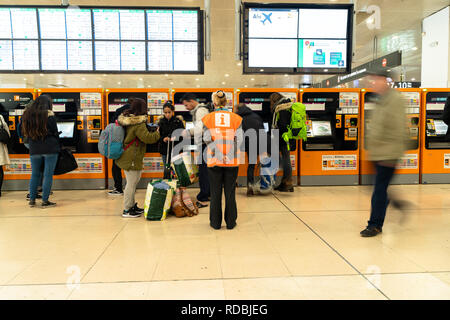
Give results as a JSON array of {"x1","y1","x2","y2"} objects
[{"x1": 261, "y1": 13, "x2": 272, "y2": 25}]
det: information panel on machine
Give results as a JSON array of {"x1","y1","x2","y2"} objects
[
  {"x1": 0, "y1": 6, "x2": 202, "y2": 73},
  {"x1": 244, "y1": 3, "x2": 353, "y2": 74}
]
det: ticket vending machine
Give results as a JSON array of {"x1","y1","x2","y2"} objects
[
  {"x1": 105, "y1": 88, "x2": 170, "y2": 188},
  {"x1": 360, "y1": 88, "x2": 421, "y2": 185},
  {"x1": 0, "y1": 89, "x2": 35, "y2": 190},
  {"x1": 37, "y1": 88, "x2": 105, "y2": 189},
  {"x1": 235, "y1": 88, "x2": 299, "y2": 186},
  {"x1": 421, "y1": 89, "x2": 450, "y2": 184},
  {"x1": 299, "y1": 89, "x2": 360, "y2": 186}
]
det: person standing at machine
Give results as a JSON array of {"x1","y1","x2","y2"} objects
[
  {"x1": 116, "y1": 98, "x2": 160, "y2": 218},
  {"x1": 235, "y1": 103, "x2": 267, "y2": 196},
  {"x1": 269, "y1": 93, "x2": 294, "y2": 192},
  {"x1": 108, "y1": 97, "x2": 135, "y2": 196},
  {"x1": 181, "y1": 93, "x2": 211, "y2": 208},
  {"x1": 22, "y1": 95, "x2": 60, "y2": 208},
  {"x1": 360, "y1": 71, "x2": 409, "y2": 237},
  {"x1": 157, "y1": 100, "x2": 185, "y2": 168},
  {"x1": 202, "y1": 91, "x2": 243, "y2": 230},
  {"x1": 0, "y1": 112, "x2": 11, "y2": 197}
]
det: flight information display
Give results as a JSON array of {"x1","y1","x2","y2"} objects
[
  {"x1": 41, "y1": 40, "x2": 67, "y2": 70},
  {"x1": 0, "y1": 6, "x2": 202, "y2": 73},
  {"x1": 38, "y1": 8, "x2": 67, "y2": 39},
  {"x1": 67, "y1": 41, "x2": 93, "y2": 71},
  {"x1": 244, "y1": 3, "x2": 353, "y2": 74}
]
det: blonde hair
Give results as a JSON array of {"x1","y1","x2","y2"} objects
[{"x1": 212, "y1": 90, "x2": 227, "y2": 107}]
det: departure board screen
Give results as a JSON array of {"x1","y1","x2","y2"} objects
[
  {"x1": 244, "y1": 3, "x2": 353, "y2": 74},
  {"x1": 0, "y1": 6, "x2": 203, "y2": 73}
]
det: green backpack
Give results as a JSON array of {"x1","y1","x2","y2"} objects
[{"x1": 272, "y1": 102, "x2": 307, "y2": 151}]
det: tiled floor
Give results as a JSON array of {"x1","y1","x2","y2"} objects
[{"x1": 0, "y1": 184, "x2": 449, "y2": 300}]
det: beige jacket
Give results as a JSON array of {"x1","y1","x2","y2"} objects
[
  {"x1": 0, "y1": 115, "x2": 10, "y2": 166},
  {"x1": 366, "y1": 89, "x2": 408, "y2": 162}
]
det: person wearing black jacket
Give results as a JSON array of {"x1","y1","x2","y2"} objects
[
  {"x1": 442, "y1": 96, "x2": 450, "y2": 141},
  {"x1": 236, "y1": 103, "x2": 267, "y2": 196},
  {"x1": 269, "y1": 93, "x2": 295, "y2": 192},
  {"x1": 21, "y1": 95, "x2": 60, "y2": 208},
  {"x1": 157, "y1": 101, "x2": 185, "y2": 167},
  {"x1": 108, "y1": 97, "x2": 134, "y2": 195}
]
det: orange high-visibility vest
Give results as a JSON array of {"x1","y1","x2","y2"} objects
[{"x1": 202, "y1": 110, "x2": 243, "y2": 167}]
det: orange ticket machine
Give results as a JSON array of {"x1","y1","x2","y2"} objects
[
  {"x1": 360, "y1": 88, "x2": 421, "y2": 185},
  {"x1": 0, "y1": 89, "x2": 36, "y2": 190},
  {"x1": 236, "y1": 88, "x2": 299, "y2": 186},
  {"x1": 37, "y1": 88, "x2": 105, "y2": 189},
  {"x1": 299, "y1": 88, "x2": 360, "y2": 186},
  {"x1": 105, "y1": 88, "x2": 170, "y2": 188},
  {"x1": 421, "y1": 89, "x2": 450, "y2": 184}
]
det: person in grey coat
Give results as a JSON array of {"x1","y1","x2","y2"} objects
[{"x1": 361, "y1": 70, "x2": 409, "y2": 237}]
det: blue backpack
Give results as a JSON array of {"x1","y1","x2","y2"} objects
[{"x1": 98, "y1": 121, "x2": 126, "y2": 159}]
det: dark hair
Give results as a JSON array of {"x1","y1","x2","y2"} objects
[
  {"x1": 237, "y1": 103, "x2": 247, "y2": 110},
  {"x1": 269, "y1": 92, "x2": 284, "y2": 112},
  {"x1": 180, "y1": 93, "x2": 197, "y2": 103},
  {"x1": 163, "y1": 100, "x2": 175, "y2": 111},
  {"x1": 22, "y1": 95, "x2": 52, "y2": 140},
  {"x1": 123, "y1": 98, "x2": 147, "y2": 116},
  {"x1": 127, "y1": 97, "x2": 136, "y2": 104}
]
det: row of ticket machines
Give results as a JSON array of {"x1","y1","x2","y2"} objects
[{"x1": 0, "y1": 87, "x2": 449, "y2": 190}]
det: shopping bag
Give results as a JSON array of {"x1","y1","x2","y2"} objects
[
  {"x1": 170, "y1": 188, "x2": 199, "y2": 218},
  {"x1": 171, "y1": 152, "x2": 199, "y2": 187},
  {"x1": 171, "y1": 188, "x2": 190, "y2": 218},
  {"x1": 144, "y1": 180, "x2": 177, "y2": 221},
  {"x1": 258, "y1": 156, "x2": 276, "y2": 194},
  {"x1": 180, "y1": 188, "x2": 198, "y2": 216},
  {"x1": 54, "y1": 148, "x2": 78, "y2": 175}
]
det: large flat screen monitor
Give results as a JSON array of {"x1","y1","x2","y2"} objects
[
  {"x1": 243, "y1": 3, "x2": 353, "y2": 74},
  {"x1": 0, "y1": 6, "x2": 204, "y2": 73}
]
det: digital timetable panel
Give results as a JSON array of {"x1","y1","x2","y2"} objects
[
  {"x1": 0, "y1": 6, "x2": 203, "y2": 73},
  {"x1": 244, "y1": 3, "x2": 353, "y2": 74}
]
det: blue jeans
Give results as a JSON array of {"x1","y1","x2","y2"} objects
[
  {"x1": 368, "y1": 162, "x2": 396, "y2": 229},
  {"x1": 29, "y1": 154, "x2": 58, "y2": 202}
]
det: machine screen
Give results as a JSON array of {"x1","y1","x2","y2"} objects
[
  {"x1": 311, "y1": 121, "x2": 332, "y2": 137},
  {"x1": 57, "y1": 122, "x2": 75, "y2": 138},
  {"x1": 434, "y1": 120, "x2": 448, "y2": 136}
]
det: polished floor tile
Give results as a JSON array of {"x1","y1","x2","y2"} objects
[
  {"x1": 1, "y1": 185, "x2": 449, "y2": 300},
  {"x1": 293, "y1": 275, "x2": 387, "y2": 300}
]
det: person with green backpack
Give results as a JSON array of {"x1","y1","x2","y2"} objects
[{"x1": 269, "y1": 93, "x2": 307, "y2": 192}]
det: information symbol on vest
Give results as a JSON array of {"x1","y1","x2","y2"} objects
[{"x1": 215, "y1": 113, "x2": 230, "y2": 127}]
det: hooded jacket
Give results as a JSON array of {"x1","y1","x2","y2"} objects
[
  {"x1": 272, "y1": 98, "x2": 296, "y2": 150},
  {"x1": 157, "y1": 115, "x2": 185, "y2": 155},
  {"x1": 115, "y1": 114, "x2": 160, "y2": 171},
  {"x1": 236, "y1": 106, "x2": 266, "y2": 154},
  {"x1": 0, "y1": 115, "x2": 10, "y2": 166},
  {"x1": 366, "y1": 88, "x2": 408, "y2": 162},
  {"x1": 27, "y1": 110, "x2": 61, "y2": 156}
]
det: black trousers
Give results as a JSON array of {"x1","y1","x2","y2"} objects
[
  {"x1": 208, "y1": 166, "x2": 239, "y2": 228},
  {"x1": 197, "y1": 145, "x2": 210, "y2": 202},
  {"x1": 111, "y1": 160, "x2": 123, "y2": 192}
]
